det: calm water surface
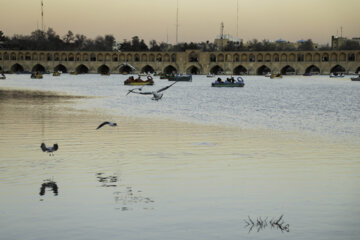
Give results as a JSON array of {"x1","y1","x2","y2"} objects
[{"x1": 0, "y1": 74, "x2": 359, "y2": 240}]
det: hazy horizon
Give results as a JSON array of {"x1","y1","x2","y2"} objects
[{"x1": 1, "y1": 0, "x2": 360, "y2": 45}]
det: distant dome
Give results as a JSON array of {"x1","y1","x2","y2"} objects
[
  {"x1": 297, "y1": 39, "x2": 306, "y2": 43},
  {"x1": 276, "y1": 38, "x2": 287, "y2": 43}
]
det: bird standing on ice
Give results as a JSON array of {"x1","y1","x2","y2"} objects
[
  {"x1": 41, "y1": 143, "x2": 58, "y2": 156},
  {"x1": 96, "y1": 121, "x2": 117, "y2": 130}
]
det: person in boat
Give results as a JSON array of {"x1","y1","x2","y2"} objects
[
  {"x1": 146, "y1": 76, "x2": 154, "y2": 83},
  {"x1": 215, "y1": 77, "x2": 223, "y2": 83}
]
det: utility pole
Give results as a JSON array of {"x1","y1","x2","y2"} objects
[
  {"x1": 176, "y1": 0, "x2": 179, "y2": 44},
  {"x1": 340, "y1": 26, "x2": 343, "y2": 38},
  {"x1": 220, "y1": 22, "x2": 224, "y2": 50},
  {"x1": 41, "y1": 0, "x2": 44, "y2": 31},
  {"x1": 236, "y1": 0, "x2": 239, "y2": 40}
]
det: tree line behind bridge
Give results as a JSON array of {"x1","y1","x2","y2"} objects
[{"x1": 1, "y1": 28, "x2": 360, "y2": 52}]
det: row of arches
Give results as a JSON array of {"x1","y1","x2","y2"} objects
[
  {"x1": 2, "y1": 51, "x2": 360, "y2": 64},
  {"x1": 210, "y1": 64, "x2": 358, "y2": 75},
  {"x1": 0, "y1": 52, "x2": 177, "y2": 63},
  {"x1": 207, "y1": 52, "x2": 360, "y2": 63},
  {"x1": 7, "y1": 63, "x2": 360, "y2": 75},
  {"x1": 7, "y1": 63, "x2": 180, "y2": 75}
]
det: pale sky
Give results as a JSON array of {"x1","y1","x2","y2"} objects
[{"x1": 1, "y1": 0, "x2": 359, "y2": 44}]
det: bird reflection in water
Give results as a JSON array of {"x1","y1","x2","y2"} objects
[
  {"x1": 96, "y1": 173, "x2": 155, "y2": 211},
  {"x1": 39, "y1": 179, "x2": 58, "y2": 198},
  {"x1": 113, "y1": 186, "x2": 155, "y2": 211},
  {"x1": 96, "y1": 172, "x2": 118, "y2": 187}
]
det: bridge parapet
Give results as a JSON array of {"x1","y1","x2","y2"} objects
[{"x1": 1, "y1": 50, "x2": 359, "y2": 75}]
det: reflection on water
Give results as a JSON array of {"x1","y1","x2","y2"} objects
[
  {"x1": 244, "y1": 215, "x2": 290, "y2": 233},
  {"x1": 96, "y1": 172, "x2": 155, "y2": 211},
  {"x1": 96, "y1": 173, "x2": 118, "y2": 187},
  {"x1": 39, "y1": 179, "x2": 59, "y2": 197},
  {"x1": 0, "y1": 86, "x2": 359, "y2": 240},
  {"x1": 113, "y1": 186, "x2": 155, "y2": 211}
]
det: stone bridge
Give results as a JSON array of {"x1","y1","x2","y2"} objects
[{"x1": 1, "y1": 49, "x2": 359, "y2": 75}]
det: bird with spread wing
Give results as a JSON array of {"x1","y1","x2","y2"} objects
[{"x1": 126, "y1": 81, "x2": 177, "y2": 100}]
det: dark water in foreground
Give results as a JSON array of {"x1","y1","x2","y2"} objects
[{"x1": 0, "y1": 79, "x2": 360, "y2": 239}]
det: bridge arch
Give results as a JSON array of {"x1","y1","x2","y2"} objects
[
  {"x1": 356, "y1": 66, "x2": 360, "y2": 74},
  {"x1": 217, "y1": 54, "x2": 224, "y2": 62},
  {"x1": 134, "y1": 54, "x2": 140, "y2": 62},
  {"x1": 111, "y1": 54, "x2": 118, "y2": 62},
  {"x1": 76, "y1": 64, "x2": 89, "y2": 74},
  {"x1": 330, "y1": 53, "x2": 337, "y2": 61},
  {"x1": 338, "y1": 52, "x2": 346, "y2": 61},
  {"x1": 105, "y1": 54, "x2": 111, "y2": 61},
  {"x1": 97, "y1": 54, "x2": 104, "y2": 61},
  {"x1": 10, "y1": 52, "x2": 16, "y2": 60},
  {"x1": 257, "y1": 65, "x2": 271, "y2": 75},
  {"x1": 68, "y1": 53, "x2": 74, "y2": 61},
  {"x1": 233, "y1": 65, "x2": 247, "y2": 75},
  {"x1": 289, "y1": 53, "x2": 296, "y2": 62},
  {"x1": 210, "y1": 65, "x2": 224, "y2": 75},
  {"x1": 265, "y1": 54, "x2": 271, "y2": 62},
  {"x1": 188, "y1": 52, "x2": 199, "y2": 62},
  {"x1": 164, "y1": 65, "x2": 177, "y2": 74},
  {"x1": 233, "y1": 54, "x2": 239, "y2": 62},
  {"x1": 163, "y1": 54, "x2": 170, "y2": 62},
  {"x1": 241, "y1": 54, "x2": 247, "y2": 62},
  {"x1": 322, "y1": 53, "x2": 329, "y2": 62},
  {"x1": 11, "y1": 63, "x2": 24, "y2": 73},
  {"x1": 225, "y1": 54, "x2": 232, "y2": 62},
  {"x1": 281, "y1": 65, "x2": 296, "y2": 75},
  {"x1": 330, "y1": 65, "x2": 345, "y2": 74},
  {"x1": 98, "y1": 65, "x2": 110, "y2": 74},
  {"x1": 187, "y1": 65, "x2": 200, "y2": 74},
  {"x1": 313, "y1": 53, "x2": 320, "y2": 62},
  {"x1": 305, "y1": 65, "x2": 320, "y2": 75},
  {"x1": 32, "y1": 53, "x2": 38, "y2": 61},
  {"x1": 141, "y1": 65, "x2": 155, "y2": 73},
  {"x1": 119, "y1": 65, "x2": 134, "y2": 74},
  {"x1": 54, "y1": 64, "x2": 67, "y2": 73},
  {"x1": 249, "y1": 54, "x2": 255, "y2": 62},
  {"x1": 156, "y1": 54, "x2": 162, "y2": 62},
  {"x1": 141, "y1": 54, "x2": 148, "y2": 62},
  {"x1": 32, "y1": 64, "x2": 45, "y2": 73},
  {"x1": 149, "y1": 54, "x2": 155, "y2": 62}
]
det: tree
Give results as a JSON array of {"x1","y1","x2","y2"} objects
[
  {"x1": 0, "y1": 30, "x2": 7, "y2": 41},
  {"x1": 149, "y1": 40, "x2": 161, "y2": 51},
  {"x1": 63, "y1": 30, "x2": 75, "y2": 44},
  {"x1": 298, "y1": 39, "x2": 314, "y2": 51}
]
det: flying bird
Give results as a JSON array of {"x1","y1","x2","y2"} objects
[
  {"x1": 126, "y1": 87, "x2": 143, "y2": 96},
  {"x1": 96, "y1": 121, "x2": 117, "y2": 130},
  {"x1": 41, "y1": 143, "x2": 58, "y2": 155},
  {"x1": 127, "y1": 81, "x2": 177, "y2": 100}
]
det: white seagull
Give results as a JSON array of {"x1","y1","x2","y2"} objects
[
  {"x1": 127, "y1": 81, "x2": 177, "y2": 100},
  {"x1": 96, "y1": 121, "x2": 117, "y2": 130},
  {"x1": 41, "y1": 143, "x2": 59, "y2": 155}
]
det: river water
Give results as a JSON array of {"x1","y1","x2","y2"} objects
[{"x1": 0, "y1": 74, "x2": 359, "y2": 240}]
